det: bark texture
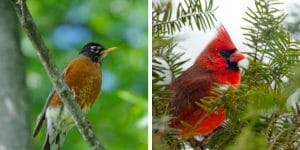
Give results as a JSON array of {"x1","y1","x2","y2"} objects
[{"x1": 0, "y1": 0, "x2": 32, "y2": 149}]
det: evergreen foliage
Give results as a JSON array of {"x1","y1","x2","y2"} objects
[
  {"x1": 152, "y1": 0, "x2": 300, "y2": 149},
  {"x1": 153, "y1": 0, "x2": 217, "y2": 37}
]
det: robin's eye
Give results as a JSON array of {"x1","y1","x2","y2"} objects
[{"x1": 90, "y1": 46, "x2": 99, "y2": 53}]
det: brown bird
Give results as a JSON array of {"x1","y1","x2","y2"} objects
[{"x1": 33, "y1": 42, "x2": 116, "y2": 150}]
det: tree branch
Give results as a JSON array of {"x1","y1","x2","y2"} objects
[{"x1": 9, "y1": 0, "x2": 105, "y2": 149}]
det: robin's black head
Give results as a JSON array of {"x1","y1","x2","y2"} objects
[{"x1": 80, "y1": 42, "x2": 117, "y2": 62}]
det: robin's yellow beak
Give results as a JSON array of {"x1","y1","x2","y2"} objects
[
  {"x1": 103, "y1": 47, "x2": 117, "y2": 54},
  {"x1": 100, "y1": 47, "x2": 117, "y2": 60}
]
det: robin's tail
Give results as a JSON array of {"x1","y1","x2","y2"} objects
[
  {"x1": 43, "y1": 133, "x2": 50, "y2": 150},
  {"x1": 43, "y1": 127, "x2": 67, "y2": 150}
]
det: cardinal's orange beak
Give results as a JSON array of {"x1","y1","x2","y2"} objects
[{"x1": 230, "y1": 51, "x2": 245, "y2": 62}]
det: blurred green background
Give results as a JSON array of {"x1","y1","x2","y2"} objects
[{"x1": 24, "y1": 0, "x2": 148, "y2": 149}]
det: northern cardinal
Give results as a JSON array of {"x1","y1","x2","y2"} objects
[{"x1": 169, "y1": 25, "x2": 245, "y2": 138}]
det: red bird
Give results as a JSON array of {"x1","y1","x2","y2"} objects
[{"x1": 169, "y1": 25, "x2": 245, "y2": 138}]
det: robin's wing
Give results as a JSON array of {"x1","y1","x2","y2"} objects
[
  {"x1": 33, "y1": 89, "x2": 55, "y2": 138},
  {"x1": 32, "y1": 64, "x2": 73, "y2": 138}
]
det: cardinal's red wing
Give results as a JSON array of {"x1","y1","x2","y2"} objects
[
  {"x1": 168, "y1": 67, "x2": 225, "y2": 137},
  {"x1": 169, "y1": 67, "x2": 212, "y2": 116}
]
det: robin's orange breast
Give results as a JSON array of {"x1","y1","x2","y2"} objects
[{"x1": 49, "y1": 56, "x2": 102, "y2": 109}]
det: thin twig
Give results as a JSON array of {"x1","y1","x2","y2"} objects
[{"x1": 9, "y1": 0, "x2": 105, "y2": 149}]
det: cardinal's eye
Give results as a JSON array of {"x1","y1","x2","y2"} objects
[
  {"x1": 220, "y1": 50, "x2": 231, "y2": 58},
  {"x1": 220, "y1": 49, "x2": 236, "y2": 58}
]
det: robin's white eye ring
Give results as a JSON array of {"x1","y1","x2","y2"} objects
[{"x1": 90, "y1": 46, "x2": 99, "y2": 53}]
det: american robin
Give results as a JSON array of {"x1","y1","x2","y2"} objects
[{"x1": 33, "y1": 42, "x2": 117, "y2": 150}]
